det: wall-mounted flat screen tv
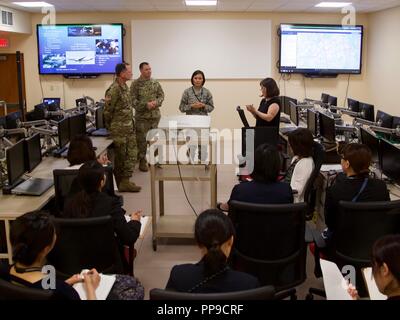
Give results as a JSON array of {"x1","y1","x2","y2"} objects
[
  {"x1": 37, "y1": 24, "x2": 123, "y2": 75},
  {"x1": 279, "y1": 24, "x2": 363, "y2": 76}
]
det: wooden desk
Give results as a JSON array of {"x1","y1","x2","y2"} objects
[{"x1": 0, "y1": 137, "x2": 113, "y2": 262}]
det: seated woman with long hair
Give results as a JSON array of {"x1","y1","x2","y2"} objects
[{"x1": 166, "y1": 209, "x2": 259, "y2": 293}]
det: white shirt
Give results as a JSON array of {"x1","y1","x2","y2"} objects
[{"x1": 290, "y1": 156, "x2": 314, "y2": 203}]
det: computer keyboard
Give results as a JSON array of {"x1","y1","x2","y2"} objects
[{"x1": 280, "y1": 117, "x2": 291, "y2": 124}]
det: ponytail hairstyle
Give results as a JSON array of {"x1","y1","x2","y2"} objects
[
  {"x1": 194, "y1": 209, "x2": 235, "y2": 277},
  {"x1": 371, "y1": 234, "x2": 400, "y2": 284},
  {"x1": 11, "y1": 211, "x2": 55, "y2": 266},
  {"x1": 65, "y1": 160, "x2": 105, "y2": 218}
]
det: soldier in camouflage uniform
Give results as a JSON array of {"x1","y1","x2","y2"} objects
[
  {"x1": 104, "y1": 63, "x2": 141, "y2": 192},
  {"x1": 131, "y1": 62, "x2": 164, "y2": 172}
]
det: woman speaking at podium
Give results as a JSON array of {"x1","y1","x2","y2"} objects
[{"x1": 245, "y1": 77, "x2": 280, "y2": 127}]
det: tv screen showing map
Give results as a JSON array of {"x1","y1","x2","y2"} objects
[
  {"x1": 279, "y1": 24, "x2": 363, "y2": 75},
  {"x1": 37, "y1": 24, "x2": 123, "y2": 75}
]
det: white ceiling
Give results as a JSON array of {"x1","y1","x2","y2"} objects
[{"x1": 1, "y1": 0, "x2": 400, "y2": 13}]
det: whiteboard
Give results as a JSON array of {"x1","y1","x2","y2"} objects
[{"x1": 131, "y1": 19, "x2": 271, "y2": 79}]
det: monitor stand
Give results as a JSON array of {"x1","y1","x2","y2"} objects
[{"x1": 2, "y1": 177, "x2": 24, "y2": 195}]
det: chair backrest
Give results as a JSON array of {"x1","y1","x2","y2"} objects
[
  {"x1": 303, "y1": 141, "x2": 325, "y2": 214},
  {"x1": 47, "y1": 216, "x2": 123, "y2": 277},
  {"x1": 149, "y1": 285, "x2": 275, "y2": 300},
  {"x1": 0, "y1": 278, "x2": 53, "y2": 300},
  {"x1": 335, "y1": 200, "x2": 400, "y2": 265},
  {"x1": 53, "y1": 165, "x2": 115, "y2": 214},
  {"x1": 228, "y1": 201, "x2": 307, "y2": 291}
]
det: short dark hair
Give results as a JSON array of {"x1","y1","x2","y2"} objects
[
  {"x1": 259, "y1": 78, "x2": 280, "y2": 98},
  {"x1": 11, "y1": 211, "x2": 55, "y2": 265},
  {"x1": 250, "y1": 143, "x2": 281, "y2": 183},
  {"x1": 341, "y1": 143, "x2": 372, "y2": 175},
  {"x1": 194, "y1": 209, "x2": 235, "y2": 277},
  {"x1": 67, "y1": 134, "x2": 96, "y2": 166},
  {"x1": 372, "y1": 234, "x2": 400, "y2": 283},
  {"x1": 191, "y1": 70, "x2": 206, "y2": 86},
  {"x1": 139, "y1": 62, "x2": 149, "y2": 70},
  {"x1": 288, "y1": 128, "x2": 314, "y2": 158},
  {"x1": 115, "y1": 62, "x2": 130, "y2": 76}
]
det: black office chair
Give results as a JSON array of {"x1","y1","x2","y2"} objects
[
  {"x1": 150, "y1": 285, "x2": 276, "y2": 300},
  {"x1": 47, "y1": 216, "x2": 124, "y2": 278},
  {"x1": 0, "y1": 278, "x2": 53, "y2": 300},
  {"x1": 308, "y1": 199, "x2": 400, "y2": 299},
  {"x1": 228, "y1": 201, "x2": 308, "y2": 300},
  {"x1": 53, "y1": 166, "x2": 116, "y2": 215},
  {"x1": 303, "y1": 141, "x2": 325, "y2": 220}
]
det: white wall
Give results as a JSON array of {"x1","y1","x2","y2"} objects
[
  {"x1": 0, "y1": 5, "x2": 31, "y2": 34},
  {"x1": 0, "y1": 11, "x2": 370, "y2": 129}
]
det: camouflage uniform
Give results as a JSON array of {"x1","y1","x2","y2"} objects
[
  {"x1": 130, "y1": 77, "x2": 164, "y2": 161},
  {"x1": 104, "y1": 80, "x2": 137, "y2": 179}
]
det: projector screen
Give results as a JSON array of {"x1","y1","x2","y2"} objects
[
  {"x1": 279, "y1": 24, "x2": 363, "y2": 75},
  {"x1": 131, "y1": 19, "x2": 271, "y2": 79}
]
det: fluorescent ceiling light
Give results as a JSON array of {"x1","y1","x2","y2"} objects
[
  {"x1": 185, "y1": 0, "x2": 217, "y2": 6},
  {"x1": 315, "y1": 2, "x2": 352, "y2": 8},
  {"x1": 13, "y1": 2, "x2": 53, "y2": 7}
]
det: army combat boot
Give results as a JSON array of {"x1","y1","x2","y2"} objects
[
  {"x1": 118, "y1": 177, "x2": 141, "y2": 192},
  {"x1": 139, "y1": 158, "x2": 149, "y2": 172}
]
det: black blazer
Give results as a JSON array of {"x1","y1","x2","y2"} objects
[
  {"x1": 63, "y1": 191, "x2": 141, "y2": 246},
  {"x1": 166, "y1": 260, "x2": 259, "y2": 293}
]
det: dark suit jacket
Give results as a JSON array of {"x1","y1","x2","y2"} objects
[
  {"x1": 63, "y1": 191, "x2": 141, "y2": 246},
  {"x1": 166, "y1": 260, "x2": 259, "y2": 293}
]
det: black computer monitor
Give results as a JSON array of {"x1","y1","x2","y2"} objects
[
  {"x1": 24, "y1": 133, "x2": 42, "y2": 172},
  {"x1": 75, "y1": 98, "x2": 87, "y2": 108},
  {"x1": 280, "y1": 96, "x2": 297, "y2": 116},
  {"x1": 43, "y1": 98, "x2": 61, "y2": 111},
  {"x1": 319, "y1": 112, "x2": 336, "y2": 142},
  {"x1": 359, "y1": 102, "x2": 375, "y2": 122},
  {"x1": 69, "y1": 113, "x2": 86, "y2": 140},
  {"x1": 6, "y1": 139, "x2": 26, "y2": 185},
  {"x1": 380, "y1": 139, "x2": 400, "y2": 185},
  {"x1": 328, "y1": 95, "x2": 337, "y2": 106},
  {"x1": 376, "y1": 110, "x2": 393, "y2": 128},
  {"x1": 58, "y1": 117, "x2": 69, "y2": 149},
  {"x1": 360, "y1": 127, "x2": 379, "y2": 164},
  {"x1": 5, "y1": 111, "x2": 22, "y2": 129},
  {"x1": 392, "y1": 116, "x2": 400, "y2": 129},
  {"x1": 347, "y1": 98, "x2": 360, "y2": 112},
  {"x1": 289, "y1": 101, "x2": 299, "y2": 126},
  {"x1": 307, "y1": 109, "x2": 318, "y2": 137},
  {"x1": 321, "y1": 93, "x2": 330, "y2": 104},
  {"x1": 95, "y1": 106, "x2": 105, "y2": 129}
]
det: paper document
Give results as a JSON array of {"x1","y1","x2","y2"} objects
[
  {"x1": 362, "y1": 268, "x2": 387, "y2": 300},
  {"x1": 73, "y1": 270, "x2": 116, "y2": 300},
  {"x1": 320, "y1": 259, "x2": 353, "y2": 300},
  {"x1": 125, "y1": 215, "x2": 150, "y2": 238},
  {"x1": 320, "y1": 164, "x2": 343, "y2": 172}
]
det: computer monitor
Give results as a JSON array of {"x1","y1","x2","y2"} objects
[
  {"x1": 392, "y1": 116, "x2": 400, "y2": 130},
  {"x1": 359, "y1": 102, "x2": 375, "y2": 122},
  {"x1": 347, "y1": 98, "x2": 360, "y2": 112},
  {"x1": 95, "y1": 106, "x2": 105, "y2": 129},
  {"x1": 43, "y1": 98, "x2": 61, "y2": 111},
  {"x1": 376, "y1": 110, "x2": 393, "y2": 128},
  {"x1": 307, "y1": 109, "x2": 318, "y2": 137},
  {"x1": 321, "y1": 93, "x2": 330, "y2": 104},
  {"x1": 289, "y1": 101, "x2": 299, "y2": 126},
  {"x1": 360, "y1": 127, "x2": 379, "y2": 164},
  {"x1": 6, "y1": 139, "x2": 26, "y2": 185},
  {"x1": 328, "y1": 95, "x2": 337, "y2": 107},
  {"x1": 24, "y1": 133, "x2": 42, "y2": 172},
  {"x1": 280, "y1": 96, "x2": 297, "y2": 116},
  {"x1": 319, "y1": 112, "x2": 336, "y2": 142},
  {"x1": 58, "y1": 117, "x2": 70, "y2": 149},
  {"x1": 75, "y1": 97, "x2": 87, "y2": 108},
  {"x1": 380, "y1": 139, "x2": 400, "y2": 185},
  {"x1": 5, "y1": 111, "x2": 22, "y2": 129},
  {"x1": 69, "y1": 113, "x2": 86, "y2": 140}
]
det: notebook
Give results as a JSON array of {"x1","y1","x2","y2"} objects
[
  {"x1": 73, "y1": 270, "x2": 116, "y2": 300},
  {"x1": 11, "y1": 177, "x2": 54, "y2": 196},
  {"x1": 362, "y1": 268, "x2": 387, "y2": 300},
  {"x1": 125, "y1": 215, "x2": 150, "y2": 239},
  {"x1": 320, "y1": 259, "x2": 353, "y2": 300}
]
